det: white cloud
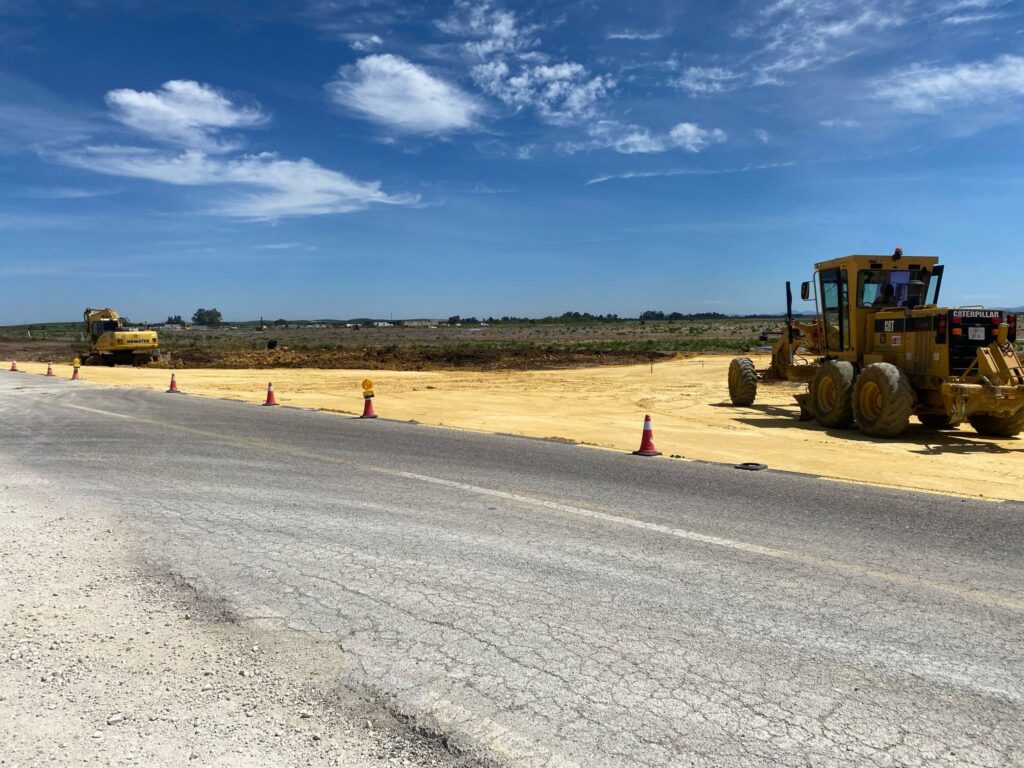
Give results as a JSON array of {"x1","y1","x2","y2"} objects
[
  {"x1": 583, "y1": 122, "x2": 665, "y2": 154},
  {"x1": 52, "y1": 146, "x2": 416, "y2": 218},
  {"x1": 563, "y1": 120, "x2": 727, "y2": 155},
  {"x1": 754, "y1": 128, "x2": 771, "y2": 144},
  {"x1": 606, "y1": 29, "x2": 667, "y2": 41},
  {"x1": 672, "y1": 66, "x2": 742, "y2": 95},
  {"x1": 347, "y1": 33, "x2": 383, "y2": 51},
  {"x1": 327, "y1": 54, "x2": 484, "y2": 134},
  {"x1": 437, "y1": 0, "x2": 537, "y2": 58},
  {"x1": 105, "y1": 80, "x2": 266, "y2": 152},
  {"x1": 438, "y1": 0, "x2": 615, "y2": 127},
  {"x1": 472, "y1": 60, "x2": 613, "y2": 125},
  {"x1": 874, "y1": 54, "x2": 1024, "y2": 112},
  {"x1": 820, "y1": 118, "x2": 861, "y2": 128},
  {"x1": 668, "y1": 123, "x2": 728, "y2": 152}
]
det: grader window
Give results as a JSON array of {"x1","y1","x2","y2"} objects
[
  {"x1": 820, "y1": 268, "x2": 850, "y2": 351},
  {"x1": 857, "y1": 270, "x2": 930, "y2": 309}
]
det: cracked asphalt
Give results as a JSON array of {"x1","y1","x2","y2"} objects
[{"x1": 1, "y1": 372, "x2": 1022, "y2": 767}]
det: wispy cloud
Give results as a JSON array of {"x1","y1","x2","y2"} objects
[
  {"x1": 20, "y1": 186, "x2": 115, "y2": 199},
  {"x1": 671, "y1": 66, "x2": 742, "y2": 95},
  {"x1": 874, "y1": 54, "x2": 1024, "y2": 112},
  {"x1": 0, "y1": 72, "x2": 99, "y2": 153},
  {"x1": 942, "y1": 12, "x2": 1003, "y2": 24},
  {"x1": 51, "y1": 146, "x2": 416, "y2": 218},
  {"x1": 106, "y1": 80, "x2": 266, "y2": 153},
  {"x1": 587, "y1": 162, "x2": 795, "y2": 186},
  {"x1": 737, "y1": 1, "x2": 908, "y2": 83},
  {"x1": 606, "y1": 29, "x2": 667, "y2": 41},
  {"x1": 573, "y1": 120, "x2": 724, "y2": 155},
  {"x1": 255, "y1": 241, "x2": 316, "y2": 250},
  {"x1": 820, "y1": 118, "x2": 861, "y2": 128},
  {"x1": 327, "y1": 54, "x2": 484, "y2": 134}
]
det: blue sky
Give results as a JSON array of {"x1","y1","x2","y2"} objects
[{"x1": 1, "y1": 0, "x2": 1023, "y2": 323}]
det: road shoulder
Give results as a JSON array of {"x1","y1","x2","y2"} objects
[{"x1": 0, "y1": 466, "x2": 465, "y2": 768}]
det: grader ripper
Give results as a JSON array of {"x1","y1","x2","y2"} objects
[{"x1": 728, "y1": 250, "x2": 1024, "y2": 438}]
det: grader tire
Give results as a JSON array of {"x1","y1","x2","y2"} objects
[
  {"x1": 810, "y1": 360, "x2": 855, "y2": 428},
  {"x1": 728, "y1": 357, "x2": 758, "y2": 406},
  {"x1": 918, "y1": 413, "x2": 957, "y2": 430},
  {"x1": 853, "y1": 363, "x2": 914, "y2": 438},
  {"x1": 968, "y1": 410, "x2": 1024, "y2": 438}
]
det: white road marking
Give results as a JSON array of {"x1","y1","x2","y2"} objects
[
  {"x1": 63, "y1": 403, "x2": 133, "y2": 419},
  {"x1": 399, "y1": 471, "x2": 1024, "y2": 613}
]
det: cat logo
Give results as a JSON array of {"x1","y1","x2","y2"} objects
[{"x1": 883, "y1": 320, "x2": 896, "y2": 333}]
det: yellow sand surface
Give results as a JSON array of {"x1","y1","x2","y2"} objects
[{"x1": 6, "y1": 357, "x2": 1023, "y2": 501}]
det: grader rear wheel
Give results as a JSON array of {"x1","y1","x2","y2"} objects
[
  {"x1": 809, "y1": 360, "x2": 855, "y2": 428},
  {"x1": 728, "y1": 357, "x2": 758, "y2": 406},
  {"x1": 853, "y1": 363, "x2": 914, "y2": 437}
]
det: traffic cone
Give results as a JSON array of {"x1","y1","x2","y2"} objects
[
  {"x1": 263, "y1": 381, "x2": 279, "y2": 406},
  {"x1": 71, "y1": 365, "x2": 80, "y2": 381},
  {"x1": 166, "y1": 373, "x2": 181, "y2": 393},
  {"x1": 9, "y1": 360, "x2": 17, "y2": 372},
  {"x1": 46, "y1": 362, "x2": 55, "y2": 376},
  {"x1": 632, "y1": 414, "x2": 662, "y2": 457},
  {"x1": 360, "y1": 395, "x2": 378, "y2": 419}
]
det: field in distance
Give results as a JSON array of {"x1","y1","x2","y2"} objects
[{"x1": 0, "y1": 317, "x2": 775, "y2": 370}]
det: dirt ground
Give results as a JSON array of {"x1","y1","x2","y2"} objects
[
  {"x1": 4, "y1": 356, "x2": 1023, "y2": 501},
  {"x1": 0, "y1": 460, "x2": 469, "y2": 768}
]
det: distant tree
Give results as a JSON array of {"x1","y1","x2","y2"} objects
[
  {"x1": 273, "y1": 318, "x2": 289, "y2": 327},
  {"x1": 447, "y1": 315, "x2": 461, "y2": 325},
  {"x1": 165, "y1": 315, "x2": 184, "y2": 325},
  {"x1": 640, "y1": 310, "x2": 666, "y2": 321},
  {"x1": 191, "y1": 308, "x2": 223, "y2": 326}
]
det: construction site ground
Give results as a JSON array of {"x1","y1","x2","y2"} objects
[{"x1": 4, "y1": 356, "x2": 1022, "y2": 502}]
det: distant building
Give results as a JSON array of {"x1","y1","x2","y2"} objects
[{"x1": 403, "y1": 319, "x2": 443, "y2": 327}]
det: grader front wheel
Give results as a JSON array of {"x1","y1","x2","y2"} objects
[
  {"x1": 728, "y1": 357, "x2": 758, "y2": 406},
  {"x1": 853, "y1": 363, "x2": 914, "y2": 438},
  {"x1": 968, "y1": 411, "x2": 1024, "y2": 438}
]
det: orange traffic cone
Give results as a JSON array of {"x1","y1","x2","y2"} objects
[
  {"x1": 71, "y1": 365, "x2": 80, "y2": 380},
  {"x1": 167, "y1": 373, "x2": 181, "y2": 393},
  {"x1": 9, "y1": 360, "x2": 17, "y2": 372},
  {"x1": 263, "y1": 381, "x2": 279, "y2": 406},
  {"x1": 360, "y1": 395, "x2": 378, "y2": 419},
  {"x1": 632, "y1": 414, "x2": 662, "y2": 457},
  {"x1": 45, "y1": 362, "x2": 55, "y2": 376}
]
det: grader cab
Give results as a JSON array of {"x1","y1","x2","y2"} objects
[{"x1": 728, "y1": 250, "x2": 1024, "y2": 437}]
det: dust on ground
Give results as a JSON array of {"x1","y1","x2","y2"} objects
[
  {"x1": 5, "y1": 356, "x2": 1023, "y2": 502},
  {"x1": 0, "y1": 461, "x2": 474, "y2": 768}
]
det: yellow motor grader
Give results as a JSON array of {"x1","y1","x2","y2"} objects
[
  {"x1": 83, "y1": 307, "x2": 160, "y2": 365},
  {"x1": 728, "y1": 250, "x2": 1024, "y2": 437}
]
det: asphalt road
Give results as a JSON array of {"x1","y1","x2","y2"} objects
[{"x1": 1, "y1": 372, "x2": 1022, "y2": 767}]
